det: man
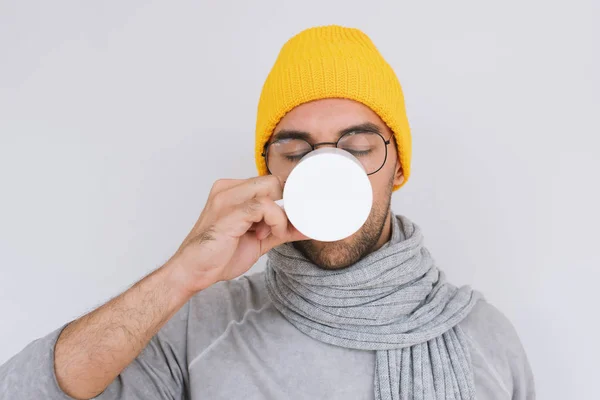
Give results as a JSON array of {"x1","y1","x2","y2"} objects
[{"x1": 0, "y1": 25, "x2": 534, "y2": 400}]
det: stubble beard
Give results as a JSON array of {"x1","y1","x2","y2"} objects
[{"x1": 292, "y1": 176, "x2": 394, "y2": 270}]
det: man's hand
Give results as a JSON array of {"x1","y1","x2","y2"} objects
[{"x1": 167, "y1": 175, "x2": 307, "y2": 294}]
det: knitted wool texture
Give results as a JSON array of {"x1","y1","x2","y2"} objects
[{"x1": 265, "y1": 214, "x2": 481, "y2": 399}]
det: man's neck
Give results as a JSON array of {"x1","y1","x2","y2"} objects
[{"x1": 371, "y1": 210, "x2": 393, "y2": 252}]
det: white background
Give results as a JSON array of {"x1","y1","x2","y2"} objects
[{"x1": 1, "y1": 1, "x2": 598, "y2": 398}]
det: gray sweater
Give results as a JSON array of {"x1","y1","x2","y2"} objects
[{"x1": 0, "y1": 271, "x2": 535, "y2": 399}]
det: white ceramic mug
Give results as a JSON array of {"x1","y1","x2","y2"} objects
[{"x1": 275, "y1": 147, "x2": 373, "y2": 242}]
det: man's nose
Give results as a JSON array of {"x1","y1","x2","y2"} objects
[{"x1": 312, "y1": 141, "x2": 337, "y2": 149}]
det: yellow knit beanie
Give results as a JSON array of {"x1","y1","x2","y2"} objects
[{"x1": 255, "y1": 25, "x2": 412, "y2": 190}]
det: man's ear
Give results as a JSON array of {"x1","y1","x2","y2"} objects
[{"x1": 393, "y1": 160, "x2": 404, "y2": 187}]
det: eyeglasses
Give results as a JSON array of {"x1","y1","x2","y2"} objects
[{"x1": 262, "y1": 130, "x2": 391, "y2": 179}]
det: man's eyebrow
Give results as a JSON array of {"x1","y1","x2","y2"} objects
[
  {"x1": 271, "y1": 129, "x2": 312, "y2": 142},
  {"x1": 338, "y1": 122, "x2": 382, "y2": 136},
  {"x1": 271, "y1": 122, "x2": 384, "y2": 143}
]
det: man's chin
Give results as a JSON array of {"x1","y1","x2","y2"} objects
[
  {"x1": 292, "y1": 238, "x2": 367, "y2": 270},
  {"x1": 291, "y1": 201, "x2": 391, "y2": 270}
]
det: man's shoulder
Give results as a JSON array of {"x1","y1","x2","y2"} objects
[
  {"x1": 458, "y1": 298, "x2": 533, "y2": 396},
  {"x1": 459, "y1": 299, "x2": 525, "y2": 357}
]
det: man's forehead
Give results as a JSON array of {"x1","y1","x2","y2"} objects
[{"x1": 273, "y1": 98, "x2": 388, "y2": 138}]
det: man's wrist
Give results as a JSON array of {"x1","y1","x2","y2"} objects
[{"x1": 162, "y1": 257, "x2": 215, "y2": 300}]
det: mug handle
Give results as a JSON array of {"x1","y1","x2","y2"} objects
[{"x1": 275, "y1": 199, "x2": 285, "y2": 209}]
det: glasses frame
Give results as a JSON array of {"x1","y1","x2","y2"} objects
[{"x1": 262, "y1": 131, "x2": 391, "y2": 176}]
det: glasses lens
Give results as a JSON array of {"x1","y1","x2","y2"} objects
[
  {"x1": 266, "y1": 138, "x2": 312, "y2": 178},
  {"x1": 337, "y1": 132, "x2": 387, "y2": 174}
]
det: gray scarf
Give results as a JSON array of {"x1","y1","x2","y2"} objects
[{"x1": 265, "y1": 213, "x2": 481, "y2": 399}]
